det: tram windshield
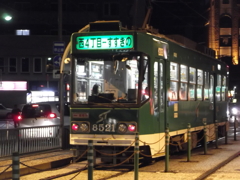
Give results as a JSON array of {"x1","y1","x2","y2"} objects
[{"x1": 73, "y1": 53, "x2": 149, "y2": 105}]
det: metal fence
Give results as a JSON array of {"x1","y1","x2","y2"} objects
[{"x1": 0, "y1": 125, "x2": 63, "y2": 157}]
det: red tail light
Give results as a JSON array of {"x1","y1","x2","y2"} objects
[
  {"x1": 17, "y1": 115, "x2": 22, "y2": 121},
  {"x1": 48, "y1": 113, "x2": 57, "y2": 118},
  {"x1": 32, "y1": 104, "x2": 39, "y2": 108}
]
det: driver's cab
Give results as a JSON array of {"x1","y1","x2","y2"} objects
[{"x1": 73, "y1": 52, "x2": 149, "y2": 105}]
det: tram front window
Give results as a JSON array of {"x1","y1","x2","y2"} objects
[{"x1": 73, "y1": 54, "x2": 148, "y2": 104}]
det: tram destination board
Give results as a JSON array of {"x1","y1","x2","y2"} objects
[{"x1": 71, "y1": 33, "x2": 134, "y2": 53}]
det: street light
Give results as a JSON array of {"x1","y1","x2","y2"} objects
[
  {"x1": 4, "y1": 15, "x2": 12, "y2": 21},
  {"x1": 2, "y1": 13, "x2": 12, "y2": 21}
]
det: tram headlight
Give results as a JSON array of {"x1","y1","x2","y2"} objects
[
  {"x1": 118, "y1": 123, "x2": 128, "y2": 133},
  {"x1": 232, "y1": 107, "x2": 238, "y2": 115},
  {"x1": 79, "y1": 123, "x2": 89, "y2": 132}
]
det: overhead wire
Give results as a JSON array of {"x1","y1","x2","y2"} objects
[{"x1": 151, "y1": 1, "x2": 194, "y2": 27}]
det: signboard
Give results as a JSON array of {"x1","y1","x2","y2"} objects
[
  {"x1": 53, "y1": 42, "x2": 65, "y2": 54},
  {"x1": 0, "y1": 81, "x2": 27, "y2": 91},
  {"x1": 53, "y1": 55, "x2": 61, "y2": 67},
  {"x1": 75, "y1": 35, "x2": 133, "y2": 50},
  {"x1": 53, "y1": 70, "x2": 60, "y2": 79}
]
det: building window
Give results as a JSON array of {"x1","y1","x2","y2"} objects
[
  {"x1": 219, "y1": 15, "x2": 232, "y2": 28},
  {"x1": 220, "y1": 36, "x2": 232, "y2": 46},
  {"x1": 9, "y1": 58, "x2": 17, "y2": 73},
  {"x1": 16, "y1": 29, "x2": 30, "y2": 36},
  {"x1": 0, "y1": 58, "x2": 4, "y2": 73},
  {"x1": 21, "y1": 58, "x2": 30, "y2": 73},
  {"x1": 46, "y1": 58, "x2": 54, "y2": 73},
  {"x1": 33, "y1": 58, "x2": 42, "y2": 73}
]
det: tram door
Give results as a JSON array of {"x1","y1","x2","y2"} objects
[{"x1": 153, "y1": 60, "x2": 165, "y2": 133}]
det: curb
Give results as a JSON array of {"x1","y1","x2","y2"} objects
[{"x1": 0, "y1": 157, "x2": 73, "y2": 180}]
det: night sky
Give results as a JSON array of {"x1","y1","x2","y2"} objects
[{"x1": 149, "y1": 0, "x2": 209, "y2": 44}]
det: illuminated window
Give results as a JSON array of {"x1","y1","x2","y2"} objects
[
  {"x1": 216, "y1": 75, "x2": 221, "y2": 101},
  {"x1": 204, "y1": 72, "x2": 209, "y2": 100},
  {"x1": 169, "y1": 62, "x2": 179, "y2": 101},
  {"x1": 222, "y1": 76, "x2": 226, "y2": 101},
  {"x1": 16, "y1": 29, "x2": 30, "y2": 36},
  {"x1": 189, "y1": 67, "x2": 196, "y2": 100},
  {"x1": 180, "y1": 65, "x2": 188, "y2": 100},
  {"x1": 170, "y1": 62, "x2": 179, "y2": 81},
  {"x1": 209, "y1": 75, "x2": 214, "y2": 102},
  {"x1": 197, "y1": 69, "x2": 203, "y2": 100},
  {"x1": 46, "y1": 58, "x2": 53, "y2": 73}
]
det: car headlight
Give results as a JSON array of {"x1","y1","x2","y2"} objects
[{"x1": 232, "y1": 107, "x2": 238, "y2": 115}]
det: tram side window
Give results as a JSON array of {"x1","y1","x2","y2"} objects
[
  {"x1": 216, "y1": 74, "x2": 221, "y2": 101},
  {"x1": 189, "y1": 67, "x2": 196, "y2": 100},
  {"x1": 197, "y1": 69, "x2": 203, "y2": 100},
  {"x1": 204, "y1": 72, "x2": 209, "y2": 100},
  {"x1": 222, "y1": 76, "x2": 226, "y2": 101},
  {"x1": 169, "y1": 62, "x2": 178, "y2": 100},
  {"x1": 154, "y1": 62, "x2": 159, "y2": 110},
  {"x1": 209, "y1": 75, "x2": 214, "y2": 102},
  {"x1": 160, "y1": 63, "x2": 164, "y2": 111},
  {"x1": 154, "y1": 62, "x2": 164, "y2": 112},
  {"x1": 180, "y1": 64, "x2": 188, "y2": 100}
]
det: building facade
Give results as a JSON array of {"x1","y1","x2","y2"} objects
[
  {"x1": 0, "y1": 0, "x2": 145, "y2": 107},
  {"x1": 208, "y1": 0, "x2": 240, "y2": 99}
]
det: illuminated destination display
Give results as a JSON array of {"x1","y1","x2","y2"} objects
[{"x1": 76, "y1": 35, "x2": 134, "y2": 50}]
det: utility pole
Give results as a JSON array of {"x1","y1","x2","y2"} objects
[{"x1": 58, "y1": 0, "x2": 65, "y2": 149}]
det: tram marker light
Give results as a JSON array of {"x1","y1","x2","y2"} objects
[
  {"x1": 71, "y1": 123, "x2": 79, "y2": 131},
  {"x1": 128, "y1": 124, "x2": 136, "y2": 132}
]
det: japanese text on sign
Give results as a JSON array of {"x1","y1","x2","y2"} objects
[{"x1": 76, "y1": 35, "x2": 134, "y2": 50}]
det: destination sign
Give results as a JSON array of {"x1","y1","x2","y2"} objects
[{"x1": 75, "y1": 35, "x2": 133, "y2": 50}]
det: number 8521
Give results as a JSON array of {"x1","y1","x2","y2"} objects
[{"x1": 92, "y1": 124, "x2": 115, "y2": 132}]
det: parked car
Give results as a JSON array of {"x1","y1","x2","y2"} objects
[{"x1": 0, "y1": 103, "x2": 12, "y2": 119}]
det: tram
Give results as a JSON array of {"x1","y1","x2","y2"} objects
[{"x1": 66, "y1": 21, "x2": 229, "y2": 163}]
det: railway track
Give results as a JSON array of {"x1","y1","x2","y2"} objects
[{"x1": 196, "y1": 151, "x2": 240, "y2": 180}]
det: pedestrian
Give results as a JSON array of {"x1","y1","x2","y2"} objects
[{"x1": 12, "y1": 104, "x2": 21, "y2": 128}]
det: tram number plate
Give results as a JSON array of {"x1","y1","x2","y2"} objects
[{"x1": 92, "y1": 124, "x2": 115, "y2": 132}]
